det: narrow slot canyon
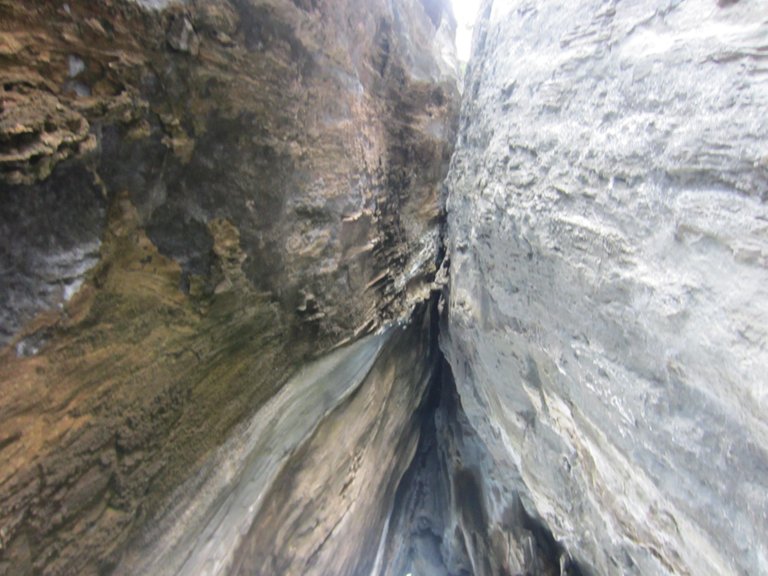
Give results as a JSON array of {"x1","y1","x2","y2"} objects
[{"x1": 1, "y1": 1, "x2": 767, "y2": 576}]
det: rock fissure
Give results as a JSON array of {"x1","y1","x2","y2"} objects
[
  {"x1": 381, "y1": 309, "x2": 593, "y2": 576},
  {"x1": 1, "y1": 0, "x2": 767, "y2": 575}
]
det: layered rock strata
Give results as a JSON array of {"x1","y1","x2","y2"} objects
[
  {"x1": 4, "y1": 0, "x2": 767, "y2": 575},
  {"x1": 117, "y1": 302, "x2": 440, "y2": 576},
  {"x1": 0, "y1": 0, "x2": 458, "y2": 574},
  {"x1": 441, "y1": 0, "x2": 768, "y2": 575}
]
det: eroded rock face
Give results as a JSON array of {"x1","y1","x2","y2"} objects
[
  {"x1": 0, "y1": 0, "x2": 458, "y2": 574},
  {"x1": 5, "y1": 0, "x2": 766, "y2": 574},
  {"x1": 228, "y1": 306, "x2": 439, "y2": 576},
  {"x1": 442, "y1": 1, "x2": 768, "y2": 575},
  {"x1": 0, "y1": 0, "x2": 459, "y2": 346}
]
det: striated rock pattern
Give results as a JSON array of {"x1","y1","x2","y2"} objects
[
  {"x1": 116, "y1": 302, "x2": 440, "y2": 576},
  {"x1": 0, "y1": 0, "x2": 458, "y2": 574},
  {"x1": 4, "y1": 0, "x2": 767, "y2": 575},
  {"x1": 0, "y1": 0, "x2": 458, "y2": 346},
  {"x1": 441, "y1": 0, "x2": 768, "y2": 575},
  {"x1": 228, "y1": 306, "x2": 438, "y2": 576}
]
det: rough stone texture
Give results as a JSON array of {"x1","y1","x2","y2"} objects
[
  {"x1": 442, "y1": 1, "x2": 768, "y2": 575},
  {"x1": 0, "y1": 0, "x2": 459, "y2": 347},
  {"x1": 0, "y1": 0, "x2": 458, "y2": 574},
  {"x1": 6, "y1": 0, "x2": 766, "y2": 574}
]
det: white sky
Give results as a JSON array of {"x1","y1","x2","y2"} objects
[{"x1": 451, "y1": 0, "x2": 482, "y2": 62}]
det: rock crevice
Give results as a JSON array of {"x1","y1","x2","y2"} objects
[{"x1": 2, "y1": 0, "x2": 767, "y2": 575}]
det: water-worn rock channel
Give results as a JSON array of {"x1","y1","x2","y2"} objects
[{"x1": 1, "y1": 1, "x2": 766, "y2": 575}]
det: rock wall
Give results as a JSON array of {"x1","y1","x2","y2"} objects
[
  {"x1": 228, "y1": 305, "x2": 439, "y2": 576},
  {"x1": 0, "y1": 1, "x2": 458, "y2": 574},
  {"x1": 5, "y1": 0, "x2": 767, "y2": 574},
  {"x1": 442, "y1": 1, "x2": 768, "y2": 575}
]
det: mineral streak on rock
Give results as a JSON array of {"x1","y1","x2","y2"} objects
[
  {"x1": 0, "y1": 0, "x2": 458, "y2": 574},
  {"x1": 439, "y1": 0, "x2": 768, "y2": 575},
  {"x1": 3, "y1": 0, "x2": 767, "y2": 574},
  {"x1": 112, "y1": 302, "x2": 439, "y2": 576}
]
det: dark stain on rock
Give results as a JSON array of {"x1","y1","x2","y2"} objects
[{"x1": 0, "y1": 162, "x2": 107, "y2": 344}]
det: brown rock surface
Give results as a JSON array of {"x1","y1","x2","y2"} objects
[{"x1": 0, "y1": 0, "x2": 458, "y2": 573}]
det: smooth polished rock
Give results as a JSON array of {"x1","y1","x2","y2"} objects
[
  {"x1": 442, "y1": 1, "x2": 768, "y2": 574},
  {"x1": 115, "y1": 304, "x2": 439, "y2": 576}
]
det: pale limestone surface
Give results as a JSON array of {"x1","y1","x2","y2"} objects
[{"x1": 443, "y1": 0, "x2": 768, "y2": 574}]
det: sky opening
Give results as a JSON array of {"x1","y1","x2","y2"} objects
[{"x1": 451, "y1": 0, "x2": 482, "y2": 62}]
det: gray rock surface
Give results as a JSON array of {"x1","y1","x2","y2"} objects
[
  {"x1": 0, "y1": 165, "x2": 105, "y2": 345},
  {"x1": 4, "y1": 0, "x2": 767, "y2": 574},
  {"x1": 442, "y1": 0, "x2": 768, "y2": 574}
]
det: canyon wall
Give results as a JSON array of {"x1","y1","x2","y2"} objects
[
  {"x1": 4, "y1": 0, "x2": 767, "y2": 575},
  {"x1": 442, "y1": 0, "x2": 768, "y2": 575},
  {"x1": 0, "y1": 1, "x2": 458, "y2": 574}
]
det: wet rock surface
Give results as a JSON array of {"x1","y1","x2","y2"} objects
[
  {"x1": 228, "y1": 307, "x2": 438, "y2": 576},
  {"x1": 112, "y1": 303, "x2": 439, "y2": 576},
  {"x1": 0, "y1": 164, "x2": 106, "y2": 345},
  {"x1": 3, "y1": 0, "x2": 767, "y2": 574},
  {"x1": 442, "y1": 0, "x2": 768, "y2": 575}
]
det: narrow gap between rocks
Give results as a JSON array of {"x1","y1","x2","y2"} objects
[{"x1": 378, "y1": 282, "x2": 591, "y2": 576}]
